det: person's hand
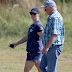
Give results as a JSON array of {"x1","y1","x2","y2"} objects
[
  {"x1": 42, "y1": 47, "x2": 49, "y2": 55},
  {"x1": 9, "y1": 43, "x2": 17, "y2": 48}
]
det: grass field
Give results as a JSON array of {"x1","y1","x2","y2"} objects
[{"x1": 0, "y1": 36, "x2": 72, "y2": 72}]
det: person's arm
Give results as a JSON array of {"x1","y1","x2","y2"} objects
[
  {"x1": 12, "y1": 35, "x2": 28, "y2": 46},
  {"x1": 37, "y1": 31, "x2": 43, "y2": 39},
  {"x1": 42, "y1": 34, "x2": 57, "y2": 54}
]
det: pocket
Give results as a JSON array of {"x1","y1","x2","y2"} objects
[
  {"x1": 29, "y1": 51, "x2": 34, "y2": 56},
  {"x1": 56, "y1": 45, "x2": 63, "y2": 58}
]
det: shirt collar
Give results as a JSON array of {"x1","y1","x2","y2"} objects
[{"x1": 49, "y1": 10, "x2": 58, "y2": 18}]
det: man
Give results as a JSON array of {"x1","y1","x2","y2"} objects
[
  {"x1": 10, "y1": 8, "x2": 44, "y2": 72},
  {"x1": 39, "y1": 0, "x2": 65, "y2": 72}
]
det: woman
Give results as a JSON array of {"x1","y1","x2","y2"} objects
[{"x1": 9, "y1": 8, "x2": 44, "y2": 72}]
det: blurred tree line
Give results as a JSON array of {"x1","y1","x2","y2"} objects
[
  {"x1": 40, "y1": 0, "x2": 71, "y2": 3},
  {"x1": 0, "y1": 0, "x2": 72, "y2": 5},
  {"x1": 0, "y1": 0, "x2": 17, "y2": 5}
]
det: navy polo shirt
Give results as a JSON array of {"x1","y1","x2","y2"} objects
[{"x1": 26, "y1": 20, "x2": 44, "y2": 53}]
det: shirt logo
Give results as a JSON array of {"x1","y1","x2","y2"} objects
[
  {"x1": 30, "y1": 29, "x2": 33, "y2": 32},
  {"x1": 40, "y1": 27, "x2": 43, "y2": 30}
]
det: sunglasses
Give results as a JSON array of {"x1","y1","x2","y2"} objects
[
  {"x1": 30, "y1": 12, "x2": 36, "y2": 15},
  {"x1": 45, "y1": 9, "x2": 47, "y2": 11},
  {"x1": 44, "y1": 7, "x2": 48, "y2": 11}
]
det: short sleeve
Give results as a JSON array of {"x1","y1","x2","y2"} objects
[
  {"x1": 52, "y1": 17, "x2": 59, "y2": 35},
  {"x1": 35, "y1": 24, "x2": 44, "y2": 32}
]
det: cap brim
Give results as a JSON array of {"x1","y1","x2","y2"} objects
[
  {"x1": 30, "y1": 11, "x2": 37, "y2": 14},
  {"x1": 41, "y1": 5, "x2": 45, "y2": 7},
  {"x1": 41, "y1": 5, "x2": 48, "y2": 7}
]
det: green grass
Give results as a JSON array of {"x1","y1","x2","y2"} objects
[
  {"x1": 0, "y1": 37, "x2": 37, "y2": 72},
  {"x1": 0, "y1": 37, "x2": 72, "y2": 72}
]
